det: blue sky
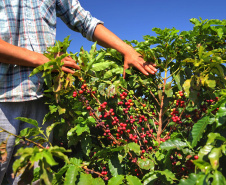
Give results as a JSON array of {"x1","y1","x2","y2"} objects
[{"x1": 56, "y1": 0, "x2": 226, "y2": 53}]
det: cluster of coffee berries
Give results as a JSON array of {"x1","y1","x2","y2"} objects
[
  {"x1": 72, "y1": 90, "x2": 77, "y2": 97},
  {"x1": 98, "y1": 102, "x2": 107, "y2": 112},
  {"x1": 170, "y1": 108, "x2": 182, "y2": 124},
  {"x1": 119, "y1": 91, "x2": 128, "y2": 100}
]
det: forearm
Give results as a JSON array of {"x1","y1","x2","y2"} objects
[
  {"x1": 93, "y1": 24, "x2": 134, "y2": 56},
  {"x1": 0, "y1": 39, "x2": 49, "y2": 67}
]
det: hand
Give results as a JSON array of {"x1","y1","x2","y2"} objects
[
  {"x1": 92, "y1": 25, "x2": 157, "y2": 77},
  {"x1": 123, "y1": 47, "x2": 157, "y2": 78},
  {"x1": 55, "y1": 52, "x2": 80, "y2": 74}
]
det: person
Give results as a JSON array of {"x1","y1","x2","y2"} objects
[{"x1": 0, "y1": 0, "x2": 157, "y2": 184}]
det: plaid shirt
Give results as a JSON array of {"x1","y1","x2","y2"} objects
[{"x1": 0, "y1": 0, "x2": 103, "y2": 102}]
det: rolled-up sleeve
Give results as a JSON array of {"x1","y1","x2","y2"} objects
[{"x1": 56, "y1": 0, "x2": 104, "y2": 41}]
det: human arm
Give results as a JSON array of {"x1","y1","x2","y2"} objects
[
  {"x1": 0, "y1": 39, "x2": 80, "y2": 74},
  {"x1": 93, "y1": 24, "x2": 157, "y2": 78}
]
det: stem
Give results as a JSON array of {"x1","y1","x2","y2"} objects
[
  {"x1": 82, "y1": 166, "x2": 105, "y2": 177},
  {"x1": 146, "y1": 123, "x2": 157, "y2": 141},
  {"x1": 144, "y1": 86, "x2": 160, "y2": 106},
  {"x1": 166, "y1": 66, "x2": 180, "y2": 80},
  {"x1": 161, "y1": 119, "x2": 171, "y2": 135},
  {"x1": 0, "y1": 126, "x2": 45, "y2": 149},
  {"x1": 157, "y1": 69, "x2": 167, "y2": 143}
]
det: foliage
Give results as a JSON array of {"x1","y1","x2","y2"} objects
[{"x1": 1, "y1": 18, "x2": 226, "y2": 184}]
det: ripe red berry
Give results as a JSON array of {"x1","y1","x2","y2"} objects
[
  {"x1": 194, "y1": 155, "x2": 199, "y2": 160},
  {"x1": 79, "y1": 90, "x2": 83, "y2": 94},
  {"x1": 120, "y1": 96, "x2": 125, "y2": 100}
]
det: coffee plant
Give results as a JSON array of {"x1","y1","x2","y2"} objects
[{"x1": 1, "y1": 18, "x2": 226, "y2": 185}]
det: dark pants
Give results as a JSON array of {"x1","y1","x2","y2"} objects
[{"x1": 0, "y1": 98, "x2": 50, "y2": 185}]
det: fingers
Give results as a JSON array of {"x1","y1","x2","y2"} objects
[
  {"x1": 131, "y1": 58, "x2": 157, "y2": 76},
  {"x1": 123, "y1": 63, "x2": 129, "y2": 79},
  {"x1": 133, "y1": 62, "x2": 150, "y2": 76},
  {"x1": 142, "y1": 62, "x2": 157, "y2": 75},
  {"x1": 62, "y1": 66, "x2": 76, "y2": 74},
  {"x1": 53, "y1": 53, "x2": 81, "y2": 74},
  {"x1": 62, "y1": 56, "x2": 81, "y2": 70}
]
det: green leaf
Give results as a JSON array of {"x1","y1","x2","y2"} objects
[
  {"x1": 49, "y1": 105, "x2": 58, "y2": 114},
  {"x1": 108, "y1": 155, "x2": 123, "y2": 176},
  {"x1": 78, "y1": 173, "x2": 93, "y2": 185},
  {"x1": 126, "y1": 175, "x2": 143, "y2": 185},
  {"x1": 92, "y1": 177, "x2": 105, "y2": 185},
  {"x1": 178, "y1": 173, "x2": 201, "y2": 185},
  {"x1": 212, "y1": 170, "x2": 226, "y2": 185},
  {"x1": 98, "y1": 83, "x2": 107, "y2": 96},
  {"x1": 198, "y1": 145, "x2": 213, "y2": 160},
  {"x1": 57, "y1": 105, "x2": 66, "y2": 115},
  {"x1": 192, "y1": 160, "x2": 211, "y2": 171},
  {"x1": 50, "y1": 149, "x2": 70, "y2": 164},
  {"x1": 137, "y1": 158, "x2": 154, "y2": 170},
  {"x1": 183, "y1": 79, "x2": 191, "y2": 96},
  {"x1": 52, "y1": 165, "x2": 68, "y2": 185},
  {"x1": 206, "y1": 133, "x2": 226, "y2": 145},
  {"x1": 142, "y1": 172, "x2": 158, "y2": 185},
  {"x1": 104, "y1": 70, "x2": 113, "y2": 79},
  {"x1": 39, "y1": 160, "x2": 53, "y2": 185},
  {"x1": 208, "y1": 147, "x2": 222, "y2": 170},
  {"x1": 43, "y1": 150, "x2": 58, "y2": 166},
  {"x1": 173, "y1": 74, "x2": 183, "y2": 91},
  {"x1": 196, "y1": 174, "x2": 206, "y2": 185},
  {"x1": 92, "y1": 61, "x2": 115, "y2": 71},
  {"x1": 119, "y1": 77, "x2": 127, "y2": 88},
  {"x1": 155, "y1": 150, "x2": 165, "y2": 161},
  {"x1": 15, "y1": 117, "x2": 38, "y2": 127},
  {"x1": 69, "y1": 158, "x2": 83, "y2": 166},
  {"x1": 19, "y1": 127, "x2": 39, "y2": 138},
  {"x1": 205, "y1": 80, "x2": 216, "y2": 88},
  {"x1": 87, "y1": 116, "x2": 96, "y2": 124},
  {"x1": 106, "y1": 84, "x2": 116, "y2": 98},
  {"x1": 127, "y1": 142, "x2": 140, "y2": 155},
  {"x1": 216, "y1": 104, "x2": 226, "y2": 117},
  {"x1": 165, "y1": 89, "x2": 173, "y2": 98},
  {"x1": 160, "y1": 139, "x2": 187, "y2": 150},
  {"x1": 29, "y1": 65, "x2": 44, "y2": 76},
  {"x1": 158, "y1": 169, "x2": 177, "y2": 182},
  {"x1": 90, "y1": 42, "x2": 97, "y2": 56},
  {"x1": 76, "y1": 124, "x2": 90, "y2": 136},
  {"x1": 108, "y1": 175, "x2": 124, "y2": 185},
  {"x1": 46, "y1": 122, "x2": 60, "y2": 138},
  {"x1": 64, "y1": 165, "x2": 79, "y2": 185},
  {"x1": 216, "y1": 27, "x2": 224, "y2": 39},
  {"x1": 81, "y1": 136, "x2": 92, "y2": 156},
  {"x1": 191, "y1": 116, "x2": 210, "y2": 147}
]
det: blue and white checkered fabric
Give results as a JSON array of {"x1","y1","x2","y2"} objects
[{"x1": 0, "y1": 0, "x2": 103, "y2": 102}]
